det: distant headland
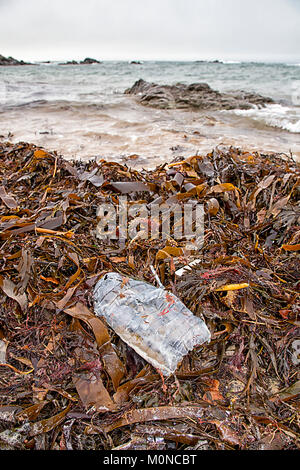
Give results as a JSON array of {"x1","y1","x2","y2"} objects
[{"x1": 0, "y1": 54, "x2": 32, "y2": 66}]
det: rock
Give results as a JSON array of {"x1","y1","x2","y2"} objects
[
  {"x1": 0, "y1": 54, "x2": 31, "y2": 66},
  {"x1": 59, "y1": 60, "x2": 79, "y2": 66},
  {"x1": 125, "y1": 79, "x2": 274, "y2": 111},
  {"x1": 130, "y1": 61, "x2": 142, "y2": 65},
  {"x1": 80, "y1": 58, "x2": 101, "y2": 64},
  {"x1": 59, "y1": 58, "x2": 101, "y2": 66}
]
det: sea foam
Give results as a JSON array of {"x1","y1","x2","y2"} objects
[{"x1": 233, "y1": 104, "x2": 300, "y2": 134}]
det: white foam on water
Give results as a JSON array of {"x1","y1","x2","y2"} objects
[
  {"x1": 222, "y1": 60, "x2": 242, "y2": 64},
  {"x1": 233, "y1": 104, "x2": 300, "y2": 134}
]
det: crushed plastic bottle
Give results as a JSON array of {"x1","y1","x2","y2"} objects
[{"x1": 93, "y1": 272, "x2": 211, "y2": 377}]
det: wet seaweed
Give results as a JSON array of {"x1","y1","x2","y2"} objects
[{"x1": 0, "y1": 141, "x2": 299, "y2": 450}]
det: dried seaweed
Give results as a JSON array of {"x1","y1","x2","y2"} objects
[{"x1": 0, "y1": 141, "x2": 299, "y2": 450}]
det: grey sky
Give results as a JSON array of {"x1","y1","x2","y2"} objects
[{"x1": 0, "y1": 0, "x2": 299, "y2": 62}]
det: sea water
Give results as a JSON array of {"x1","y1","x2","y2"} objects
[{"x1": 0, "y1": 60, "x2": 299, "y2": 167}]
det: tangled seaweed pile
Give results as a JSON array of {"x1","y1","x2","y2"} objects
[{"x1": 0, "y1": 141, "x2": 299, "y2": 450}]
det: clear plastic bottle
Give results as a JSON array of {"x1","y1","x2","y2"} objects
[{"x1": 94, "y1": 272, "x2": 211, "y2": 377}]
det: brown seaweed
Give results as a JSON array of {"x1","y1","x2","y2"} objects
[{"x1": 0, "y1": 141, "x2": 299, "y2": 450}]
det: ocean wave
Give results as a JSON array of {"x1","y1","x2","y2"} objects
[
  {"x1": 232, "y1": 104, "x2": 300, "y2": 133},
  {"x1": 222, "y1": 61, "x2": 242, "y2": 64}
]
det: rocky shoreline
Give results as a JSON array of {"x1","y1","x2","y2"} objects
[{"x1": 126, "y1": 79, "x2": 274, "y2": 111}]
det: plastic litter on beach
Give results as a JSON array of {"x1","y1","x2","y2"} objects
[
  {"x1": 93, "y1": 272, "x2": 211, "y2": 377},
  {"x1": 0, "y1": 141, "x2": 299, "y2": 450}
]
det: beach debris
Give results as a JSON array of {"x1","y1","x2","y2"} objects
[
  {"x1": 0, "y1": 141, "x2": 299, "y2": 450},
  {"x1": 0, "y1": 339, "x2": 7, "y2": 364},
  {"x1": 175, "y1": 259, "x2": 202, "y2": 277},
  {"x1": 0, "y1": 54, "x2": 31, "y2": 66},
  {"x1": 94, "y1": 273, "x2": 211, "y2": 376}
]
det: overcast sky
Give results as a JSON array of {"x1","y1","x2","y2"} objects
[{"x1": 0, "y1": 0, "x2": 300, "y2": 62}]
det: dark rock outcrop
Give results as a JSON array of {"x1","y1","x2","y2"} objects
[
  {"x1": 80, "y1": 57, "x2": 101, "y2": 64},
  {"x1": 60, "y1": 58, "x2": 101, "y2": 65},
  {"x1": 125, "y1": 79, "x2": 274, "y2": 111},
  {"x1": 0, "y1": 54, "x2": 31, "y2": 66}
]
